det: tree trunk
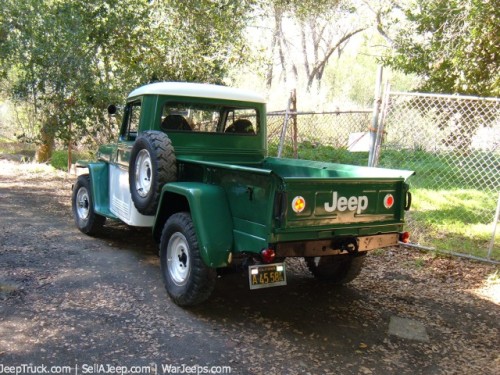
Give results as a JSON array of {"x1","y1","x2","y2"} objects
[{"x1": 36, "y1": 125, "x2": 54, "y2": 163}]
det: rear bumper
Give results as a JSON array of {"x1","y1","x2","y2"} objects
[{"x1": 275, "y1": 233, "x2": 399, "y2": 257}]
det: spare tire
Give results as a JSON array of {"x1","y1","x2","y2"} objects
[{"x1": 129, "y1": 130, "x2": 176, "y2": 215}]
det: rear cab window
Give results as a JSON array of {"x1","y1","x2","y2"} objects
[{"x1": 160, "y1": 102, "x2": 259, "y2": 135}]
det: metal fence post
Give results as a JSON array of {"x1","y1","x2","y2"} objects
[
  {"x1": 488, "y1": 192, "x2": 500, "y2": 259},
  {"x1": 277, "y1": 92, "x2": 293, "y2": 158},
  {"x1": 372, "y1": 82, "x2": 391, "y2": 167},
  {"x1": 291, "y1": 89, "x2": 298, "y2": 158},
  {"x1": 368, "y1": 66, "x2": 383, "y2": 167}
]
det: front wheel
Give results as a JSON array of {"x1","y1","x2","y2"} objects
[
  {"x1": 72, "y1": 174, "x2": 106, "y2": 235},
  {"x1": 305, "y1": 254, "x2": 366, "y2": 284},
  {"x1": 160, "y1": 212, "x2": 216, "y2": 306}
]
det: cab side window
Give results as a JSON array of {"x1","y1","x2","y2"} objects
[{"x1": 121, "y1": 101, "x2": 141, "y2": 141}]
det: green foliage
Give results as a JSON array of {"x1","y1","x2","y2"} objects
[
  {"x1": 383, "y1": 0, "x2": 500, "y2": 96},
  {"x1": 50, "y1": 150, "x2": 92, "y2": 171},
  {"x1": 0, "y1": 0, "x2": 255, "y2": 160},
  {"x1": 49, "y1": 150, "x2": 70, "y2": 171},
  {"x1": 277, "y1": 0, "x2": 343, "y2": 20}
]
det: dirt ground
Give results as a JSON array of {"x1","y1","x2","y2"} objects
[{"x1": 0, "y1": 159, "x2": 499, "y2": 375}]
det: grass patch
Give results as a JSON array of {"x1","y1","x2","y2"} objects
[
  {"x1": 379, "y1": 149, "x2": 499, "y2": 191},
  {"x1": 398, "y1": 188, "x2": 498, "y2": 259},
  {"x1": 378, "y1": 149, "x2": 499, "y2": 259},
  {"x1": 269, "y1": 141, "x2": 369, "y2": 165},
  {"x1": 50, "y1": 150, "x2": 93, "y2": 171},
  {"x1": 413, "y1": 257, "x2": 426, "y2": 269}
]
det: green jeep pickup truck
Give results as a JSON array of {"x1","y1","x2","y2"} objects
[{"x1": 72, "y1": 82, "x2": 414, "y2": 306}]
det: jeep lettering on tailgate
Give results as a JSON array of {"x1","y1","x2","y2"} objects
[{"x1": 324, "y1": 191, "x2": 369, "y2": 214}]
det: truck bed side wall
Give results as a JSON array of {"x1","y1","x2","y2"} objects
[{"x1": 176, "y1": 159, "x2": 278, "y2": 255}]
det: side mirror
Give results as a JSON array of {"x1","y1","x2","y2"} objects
[{"x1": 107, "y1": 104, "x2": 117, "y2": 115}]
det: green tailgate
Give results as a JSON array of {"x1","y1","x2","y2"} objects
[
  {"x1": 276, "y1": 178, "x2": 408, "y2": 239},
  {"x1": 264, "y1": 157, "x2": 414, "y2": 243}
]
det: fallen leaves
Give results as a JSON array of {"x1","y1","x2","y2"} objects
[{"x1": 1, "y1": 159, "x2": 499, "y2": 375}]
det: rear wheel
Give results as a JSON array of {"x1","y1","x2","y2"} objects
[
  {"x1": 160, "y1": 212, "x2": 216, "y2": 306},
  {"x1": 72, "y1": 174, "x2": 106, "y2": 235},
  {"x1": 305, "y1": 254, "x2": 366, "y2": 284}
]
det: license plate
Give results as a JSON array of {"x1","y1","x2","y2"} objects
[{"x1": 248, "y1": 263, "x2": 287, "y2": 290}]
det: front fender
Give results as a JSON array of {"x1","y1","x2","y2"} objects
[
  {"x1": 154, "y1": 182, "x2": 233, "y2": 268},
  {"x1": 86, "y1": 161, "x2": 115, "y2": 218}
]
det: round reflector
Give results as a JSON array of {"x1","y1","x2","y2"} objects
[{"x1": 291, "y1": 196, "x2": 306, "y2": 213}]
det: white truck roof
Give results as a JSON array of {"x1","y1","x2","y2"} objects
[{"x1": 128, "y1": 82, "x2": 266, "y2": 104}]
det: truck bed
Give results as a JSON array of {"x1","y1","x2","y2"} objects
[{"x1": 177, "y1": 156, "x2": 414, "y2": 251}]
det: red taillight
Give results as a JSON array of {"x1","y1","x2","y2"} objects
[
  {"x1": 384, "y1": 194, "x2": 395, "y2": 209},
  {"x1": 261, "y1": 248, "x2": 276, "y2": 263},
  {"x1": 399, "y1": 231, "x2": 410, "y2": 243}
]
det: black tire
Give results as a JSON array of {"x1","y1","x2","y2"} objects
[
  {"x1": 305, "y1": 254, "x2": 366, "y2": 284},
  {"x1": 72, "y1": 174, "x2": 106, "y2": 235},
  {"x1": 129, "y1": 131, "x2": 176, "y2": 215},
  {"x1": 160, "y1": 212, "x2": 216, "y2": 306}
]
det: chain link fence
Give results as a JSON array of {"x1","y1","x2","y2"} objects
[
  {"x1": 378, "y1": 92, "x2": 500, "y2": 260},
  {"x1": 268, "y1": 92, "x2": 500, "y2": 261},
  {"x1": 267, "y1": 110, "x2": 372, "y2": 163}
]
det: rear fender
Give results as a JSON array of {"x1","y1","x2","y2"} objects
[{"x1": 154, "y1": 182, "x2": 233, "y2": 268}]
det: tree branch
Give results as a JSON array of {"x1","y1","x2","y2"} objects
[{"x1": 307, "y1": 27, "x2": 366, "y2": 89}]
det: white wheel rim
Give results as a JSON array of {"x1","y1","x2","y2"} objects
[
  {"x1": 135, "y1": 149, "x2": 152, "y2": 198},
  {"x1": 76, "y1": 187, "x2": 90, "y2": 220},
  {"x1": 167, "y1": 233, "x2": 191, "y2": 286}
]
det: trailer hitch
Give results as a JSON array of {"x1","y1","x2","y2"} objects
[{"x1": 332, "y1": 236, "x2": 359, "y2": 254}]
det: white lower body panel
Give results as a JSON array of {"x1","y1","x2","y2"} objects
[{"x1": 109, "y1": 164, "x2": 155, "y2": 227}]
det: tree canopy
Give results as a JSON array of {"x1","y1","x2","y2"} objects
[
  {"x1": 0, "y1": 0, "x2": 254, "y2": 161},
  {"x1": 381, "y1": 0, "x2": 499, "y2": 97}
]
